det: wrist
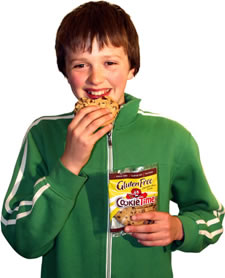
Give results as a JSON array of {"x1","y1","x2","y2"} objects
[
  {"x1": 173, "y1": 216, "x2": 184, "y2": 241},
  {"x1": 60, "y1": 156, "x2": 82, "y2": 176}
]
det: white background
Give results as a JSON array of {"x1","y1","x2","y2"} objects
[{"x1": 0, "y1": 0, "x2": 224, "y2": 277}]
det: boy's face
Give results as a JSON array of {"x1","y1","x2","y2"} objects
[{"x1": 65, "y1": 39, "x2": 134, "y2": 105}]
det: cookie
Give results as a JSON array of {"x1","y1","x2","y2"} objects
[
  {"x1": 74, "y1": 96, "x2": 119, "y2": 126},
  {"x1": 115, "y1": 204, "x2": 156, "y2": 226}
]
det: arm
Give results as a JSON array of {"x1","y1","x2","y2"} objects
[
  {"x1": 1, "y1": 131, "x2": 87, "y2": 258},
  {"x1": 170, "y1": 133, "x2": 224, "y2": 252},
  {"x1": 125, "y1": 132, "x2": 224, "y2": 250},
  {"x1": 1, "y1": 106, "x2": 113, "y2": 258}
]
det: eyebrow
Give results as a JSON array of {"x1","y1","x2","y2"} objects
[
  {"x1": 102, "y1": 55, "x2": 122, "y2": 59},
  {"x1": 68, "y1": 54, "x2": 123, "y2": 64},
  {"x1": 68, "y1": 58, "x2": 88, "y2": 64}
]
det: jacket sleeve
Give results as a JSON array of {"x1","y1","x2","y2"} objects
[
  {"x1": 1, "y1": 130, "x2": 87, "y2": 258},
  {"x1": 171, "y1": 132, "x2": 224, "y2": 252}
]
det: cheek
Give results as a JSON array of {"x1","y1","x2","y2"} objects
[
  {"x1": 68, "y1": 73, "x2": 85, "y2": 90},
  {"x1": 108, "y1": 71, "x2": 128, "y2": 88}
]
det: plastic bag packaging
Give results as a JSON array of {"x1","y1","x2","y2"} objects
[{"x1": 108, "y1": 165, "x2": 158, "y2": 236}]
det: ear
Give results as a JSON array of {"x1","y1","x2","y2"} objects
[{"x1": 128, "y1": 68, "x2": 135, "y2": 80}]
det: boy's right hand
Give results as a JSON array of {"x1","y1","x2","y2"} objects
[{"x1": 61, "y1": 106, "x2": 113, "y2": 175}]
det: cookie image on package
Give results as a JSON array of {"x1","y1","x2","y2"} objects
[
  {"x1": 115, "y1": 204, "x2": 156, "y2": 226},
  {"x1": 74, "y1": 96, "x2": 119, "y2": 126}
]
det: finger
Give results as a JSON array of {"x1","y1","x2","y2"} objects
[
  {"x1": 68, "y1": 108, "x2": 112, "y2": 140},
  {"x1": 131, "y1": 211, "x2": 166, "y2": 222},
  {"x1": 73, "y1": 106, "x2": 100, "y2": 124},
  {"x1": 90, "y1": 123, "x2": 113, "y2": 143},
  {"x1": 68, "y1": 106, "x2": 100, "y2": 134},
  {"x1": 85, "y1": 112, "x2": 114, "y2": 134},
  {"x1": 72, "y1": 106, "x2": 110, "y2": 128},
  {"x1": 125, "y1": 222, "x2": 159, "y2": 234},
  {"x1": 137, "y1": 239, "x2": 169, "y2": 247},
  {"x1": 130, "y1": 229, "x2": 165, "y2": 241}
]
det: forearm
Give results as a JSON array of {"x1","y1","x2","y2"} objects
[
  {"x1": 173, "y1": 204, "x2": 224, "y2": 253},
  {"x1": 1, "y1": 160, "x2": 87, "y2": 258}
]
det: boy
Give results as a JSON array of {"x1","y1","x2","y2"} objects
[{"x1": 1, "y1": 1, "x2": 224, "y2": 278}]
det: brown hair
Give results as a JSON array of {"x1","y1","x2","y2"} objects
[{"x1": 55, "y1": 1, "x2": 140, "y2": 77}]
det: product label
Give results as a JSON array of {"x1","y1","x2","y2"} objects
[{"x1": 108, "y1": 166, "x2": 158, "y2": 233}]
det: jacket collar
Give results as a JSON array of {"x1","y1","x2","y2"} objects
[{"x1": 114, "y1": 93, "x2": 141, "y2": 129}]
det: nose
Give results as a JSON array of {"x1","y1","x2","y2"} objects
[{"x1": 87, "y1": 66, "x2": 105, "y2": 85}]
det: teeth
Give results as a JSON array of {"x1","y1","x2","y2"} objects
[{"x1": 87, "y1": 89, "x2": 110, "y2": 96}]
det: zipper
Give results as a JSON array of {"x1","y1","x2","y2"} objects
[{"x1": 106, "y1": 131, "x2": 113, "y2": 278}]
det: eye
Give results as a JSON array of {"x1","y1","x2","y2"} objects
[
  {"x1": 105, "y1": 61, "x2": 117, "y2": 66},
  {"x1": 73, "y1": 64, "x2": 85, "y2": 69}
]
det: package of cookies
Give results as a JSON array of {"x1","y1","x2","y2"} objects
[{"x1": 108, "y1": 165, "x2": 158, "y2": 236}]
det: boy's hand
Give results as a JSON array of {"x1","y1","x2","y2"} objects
[
  {"x1": 61, "y1": 106, "x2": 113, "y2": 175},
  {"x1": 124, "y1": 211, "x2": 184, "y2": 247}
]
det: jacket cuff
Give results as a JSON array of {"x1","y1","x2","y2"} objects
[
  {"x1": 173, "y1": 215, "x2": 200, "y2": 252},
  {"x1": 47, "y1": 160, "x2": 87, "y2": 200}
]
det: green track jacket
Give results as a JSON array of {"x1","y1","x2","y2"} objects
[{"x1": 1, "y1": 93, "x2": 224, "y2": 278}]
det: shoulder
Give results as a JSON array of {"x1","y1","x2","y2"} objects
[
  {"x1": 137, "y1": 107, "x2": 190, "y2": 137},
  {"x1": 25, "y1": 111, "x2": 74, "y2": 139},
  {"x1": 137, "y1": 108, "x2": 201, "y2": 163},
  {"x1": 31, "y1": 111, "x2": 73, "y2": 128}
]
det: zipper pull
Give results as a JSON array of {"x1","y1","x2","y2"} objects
[{"x1": 107, "y1": 131, "x2": 112, "y2": 146}]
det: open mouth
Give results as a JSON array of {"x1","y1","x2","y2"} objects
[{"x1": 86, "y1": 88, "x2": 111, "y2": 99}]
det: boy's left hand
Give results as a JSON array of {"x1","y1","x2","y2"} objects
[{"x1": 124, "y1": 211, "x2": 184, "y2": 247}]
